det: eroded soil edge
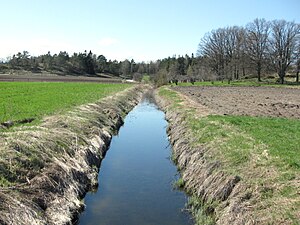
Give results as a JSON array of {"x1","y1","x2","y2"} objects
[
  {"x1": 155, "y1": 88, "x2": 269, "y2": 224},
  {"x1": 0, "y1": 85, "x2": 150, "y2": 225}
]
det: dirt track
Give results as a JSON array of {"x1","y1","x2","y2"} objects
[
  {"x1": 173, "y1": 86, "x2": 300, "y2": 119},
  {"x1": 0, "y1": 74, "x2": 123, "y2": 83}
]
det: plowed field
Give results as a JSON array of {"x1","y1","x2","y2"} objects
[{"x1": 173, "y1": 86, "x2": 300, "y2": 119}]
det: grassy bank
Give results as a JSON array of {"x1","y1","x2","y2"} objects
[
  {"x1": 0, "y1": 83, "x2": 138, "y2": 188},
  {"x1": 0, "y1": 85, "x2": 147, "y2": 224},
  {"x1": 159, "y1": 87, "x2": 300, "y2": 224},
  {"x1": 0, "y1": 82, "x2": 132, "y2": 127}
]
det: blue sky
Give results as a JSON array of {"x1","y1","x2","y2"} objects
[{"x1": 0, "y1": 0, "x2": 299, "y2": 62}]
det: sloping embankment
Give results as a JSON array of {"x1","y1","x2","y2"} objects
[
  {"x1": 0, "y1": 85, "x2": 149, "y2": 225},
  {"x1": 154, "y1": 88, "x2": 277, "y2": 225}
]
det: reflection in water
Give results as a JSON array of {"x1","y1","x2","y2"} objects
[{"x1": 78, "y1": 96, "x2": 191, "y2": 225}]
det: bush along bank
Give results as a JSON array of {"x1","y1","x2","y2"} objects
[
  {"x1": 155, "y1": 87, "x2": 300, "y2": 225},
  {"x1": 0, "y1": 84, "x2": 150, "y2": 225}
]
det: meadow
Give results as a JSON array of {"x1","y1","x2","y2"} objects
[
  {"x1": 0, "y1": 82, "x2": 132, "y2": 127},
  {"x1": 159, "y1": 87, "x2": 300, "y2": 224}
]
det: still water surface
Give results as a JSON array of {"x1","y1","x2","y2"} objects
[{"x1": 78, "y1": 97, "x2": 191, "y2": 225}]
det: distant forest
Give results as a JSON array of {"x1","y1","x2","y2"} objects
[{"x1": 0, "y1": 18, "x2": 299, "y2": 84}]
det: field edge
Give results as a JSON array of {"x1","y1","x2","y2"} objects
[
  {"x1": 0, "y1": 84, "x2": 150, "y2": 225},
  {"x1": 155, "y1": 86, "x2": 300, "y2": 225}
]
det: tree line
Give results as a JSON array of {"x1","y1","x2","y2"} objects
[
  {"x1": 197, "y1": 18, "x2": 300, "y2": 84},
  {"x1": 0, "y1": 49, "x2": 165, "y2": 81},
  {"x1": 0, "y1": 50, "x2": 136, "y2": 78},
  {"x1": 152, "y1": 19, "x2": 300, "y2": 85},
  {"x1": 0, "y1": 18, "x2": 299, "y2": 84}
]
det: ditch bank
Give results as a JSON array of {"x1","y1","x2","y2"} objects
[
  {"x1": 0, "y1": 85, "x2": 150, "y2": 225},
  {"x1": 155, "y1": 88, "x2": 258, "y2": 225}
]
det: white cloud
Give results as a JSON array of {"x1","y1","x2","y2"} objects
[{"x1": 97, "y1": 37, "x2": 119, "y2": 47}]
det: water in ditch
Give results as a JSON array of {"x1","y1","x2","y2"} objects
[{"x1": 78, "y1": 95, "x2": 192, "y2": 225}]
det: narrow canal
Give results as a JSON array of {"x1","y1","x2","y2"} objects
[{"x1": 78, "y1": 96, "x2": 192, "y2": 225}]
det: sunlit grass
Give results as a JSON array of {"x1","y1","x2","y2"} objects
[
  {"x1": 212, "y1": 115, "x2": 300, "y2": 170},
  {"x1": 158, "y1": 86, "x2": 300, "y2": 223},
  {"x1": 0, "y1": 82, "x2": 132, "y2": 126}
]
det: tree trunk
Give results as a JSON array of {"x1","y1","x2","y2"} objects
[
  {"x1": 258, "y1": 69, "x2": 261, "y2": 82},
  {"x1": 279, "y1": 70, "x2": 285, "y2": 84},
  {"x1": 257, "y1": 62, "x2": 262, "y2": 82},
  {"x1": 296, "y1": 63, "x2": 299, "y2": 83}
]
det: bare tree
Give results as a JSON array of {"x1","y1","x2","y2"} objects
[
  {"x1": 137, "y1": 62, "x2": 147, "y2": 74},
  {"x1": 294, "y1": 38, "x2": 300, "y2": 83},
  {"x1": 168, "y1": 61, "x2": 180, "y2": 83},
  {"x1": 269, "y1": 20, "x2": 300, "y2": 84},
  {"x1": 198, "y1": 29, "x2": 227, "y2": 80},
  {"x1": 187, "y1": 64, "x2": 196, "y2": 79},
  {"x1": 246, "y1": 18, "x2": 270, "y2": 82},
  {"x1": 132, "y1": 72, "x2": 142, "y2": 82},
  {"x1": 224, "y1": 26, "x2": 246, "y2": 81},
  {"x1": 147, "y1": 61, "x2": 159, "y2": 75},
  {"x1": 198, "y1": 26, "x2": 247, "y2": 82},
  {"x1": 121, "y1": 59, "x2": 131, "y2": 77},
  {"x1": 296, "y1": 57, "x2": 300, "y2": 83}
]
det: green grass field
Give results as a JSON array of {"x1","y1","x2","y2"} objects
[
  {"x1": 159, "y1": 87, "x2": 300, "y2": 224},
  {"x1": 0, "y1": 82, "x2": 132, "y2": 126},
  {"x1": 210, "y1": 115, "x2": 300, "y2": 170}
]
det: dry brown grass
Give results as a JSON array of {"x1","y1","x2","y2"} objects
[
  {"x1": 0, "y1": 85, "x2": 149, "y2": 224},
  {"x1": 156, "y1": 86, "x2": 300, "y2": 225}
]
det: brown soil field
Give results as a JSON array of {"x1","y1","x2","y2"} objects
[
  {"x1": 0, "y1": 74, "x2": 124, "y2": 83},
  {"x1": 172, "y1": 86, "x2": 300, "y2": 119}
]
